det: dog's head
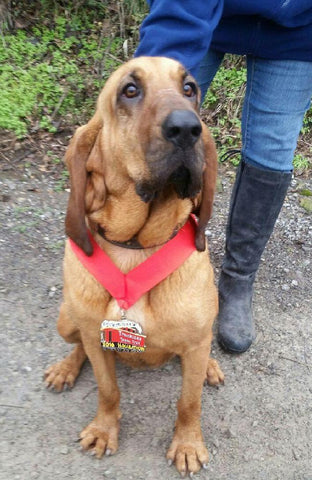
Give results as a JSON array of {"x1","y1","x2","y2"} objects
[{"x1": 65, "y1": 57, "x2": 217, "y2": 255}]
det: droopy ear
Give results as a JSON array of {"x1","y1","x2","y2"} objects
[
  {"x1": 195, "y1": 123, "x2": 218, "y2": 251},
  {"x1": 65, "y1": 111, "x2": 102, "y2": 256}
]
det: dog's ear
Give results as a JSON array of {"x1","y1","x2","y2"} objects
[
  {"x1": 65, "y1": 112, "x2": 103, "y2": 256},
  {"x1": 195, "y1": 123, "x2": 218, "y2": 251}
]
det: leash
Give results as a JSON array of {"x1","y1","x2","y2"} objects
[{"x1": 219, "y1": 149, "x2": 241, "y2": 163}]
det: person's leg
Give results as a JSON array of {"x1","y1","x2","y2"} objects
[
  {"x1": 196, "y1": 49, "x2": 224, "y2": 103},
  {"x1": 218, "y1": 57, "x2": 312, "y2": 353}
]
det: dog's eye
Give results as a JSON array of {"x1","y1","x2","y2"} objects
[
  {"x1": 183, "y1": 82, "x2": 197, "y2": 98},
  {"x1": 122, "y1": 83, "x2": 140, "y2": 99}
]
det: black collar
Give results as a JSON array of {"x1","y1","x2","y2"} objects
[{"x1": 97, "y1": 224, "x2": 181, "y2": 250}]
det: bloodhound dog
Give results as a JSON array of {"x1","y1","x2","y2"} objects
[{"x1": 45, "y1": 56, "x2": 224, "y2": 476}]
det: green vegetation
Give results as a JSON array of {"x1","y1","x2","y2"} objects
[
  {"x1": 202, "y1": 57, "x2": 246, "y2": 157},
  {"x1": 0, "y1": 1, "x2": 146, "y2": 137},
  {"x1": 0, "y1": 1, "x2": 311, "y2": 172},
  {"x1": 202, "y1": 56, "x2": 312, "y2": 169},
  {"x1": 293, "y1": 154, "x2": 311, "y2": 172},
  {"x1": 54, "y1": 169, "x2": 70, "y2": 192}
]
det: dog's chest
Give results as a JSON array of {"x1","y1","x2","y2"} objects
[{"x1": 103, "y1": 290, "x2": 208, "y2": 355}]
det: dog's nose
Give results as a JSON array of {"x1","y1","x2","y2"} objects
[{"x1": 162, "y1": 110, "x2": 202, "y2": 148}]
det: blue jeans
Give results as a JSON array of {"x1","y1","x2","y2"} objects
[{"x1": 197, "y1": 50, "x2": 312, "y2": 172}]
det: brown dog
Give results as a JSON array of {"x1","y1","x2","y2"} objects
[{"x1": 45, "y1": 56, "x2": 224, "y2": 476}]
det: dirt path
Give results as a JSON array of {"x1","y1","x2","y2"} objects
[{"x1": 1, "y1": 166, "x2": 311, "y2": 480}]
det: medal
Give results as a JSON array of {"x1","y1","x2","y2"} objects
[{"x1": 100, "y1": 309, "x2": 146, "y2": 353}]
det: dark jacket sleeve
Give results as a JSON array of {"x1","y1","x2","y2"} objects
[{"x1": 134, "y1": 0, "x2": 224, "y2": 76}]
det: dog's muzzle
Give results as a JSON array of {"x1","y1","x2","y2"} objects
[{"x1": 136, "y1": 109, "x2": 204, "y2": 203}]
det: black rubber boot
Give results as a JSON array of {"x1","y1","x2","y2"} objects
[{"x1": 218, "y1": 161, "x2": 292, "y2": 353}]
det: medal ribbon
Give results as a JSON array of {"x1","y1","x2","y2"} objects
[{"x1": 69, "y1": 216, "x2": 198, "y2": 310}]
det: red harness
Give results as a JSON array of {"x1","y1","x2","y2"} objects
[{"x1": 69, "y1": 216, "x2": 198, "y2": 310}]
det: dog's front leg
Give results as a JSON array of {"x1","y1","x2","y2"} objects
[
  {"x1": 79, "y1": 340, "x2": 121, "y2": 458},
  {"x1": 167, "y1": 344, "x2": 212, "y2": 476}
]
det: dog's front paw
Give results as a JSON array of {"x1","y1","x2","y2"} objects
[
  {"x1": 166, "y1": 436, "x2": 209, "y2": 477},
  {"x1": 44, "y1": 361, "x2": 80, "y2": 392},
  {"x1": 79, "y1": 417, "x2": 120, "y2": 459},
  {"x1": 206, "y1": 358, "x2": 224, "y2": 386},
  {"x1": 45, "y1": 344, "x2": 86, "y2": 392}
]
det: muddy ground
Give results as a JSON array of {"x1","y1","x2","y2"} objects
[{"x1": 1, "y1": 158, "x2": 311, "y2": 480}]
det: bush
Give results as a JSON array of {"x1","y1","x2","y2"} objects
[{"x1": 0, "y1": 1, "x2": 146, "y2": 137}]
